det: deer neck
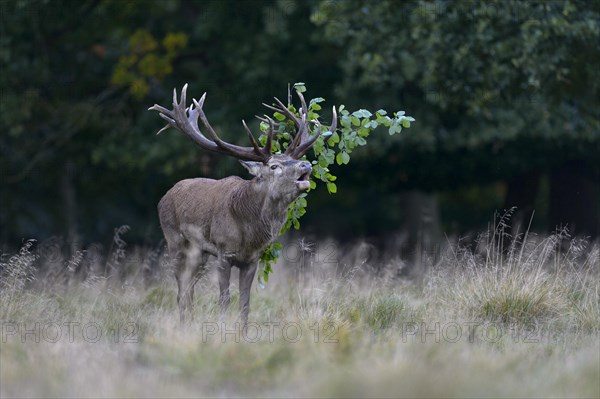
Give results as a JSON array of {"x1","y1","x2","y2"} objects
[
  {"x1": 231, "y1": 179, "x2": 291, "y2": 239},
  {"x1": 237, "y1": 179, "x2": 290, "y2": 218}
]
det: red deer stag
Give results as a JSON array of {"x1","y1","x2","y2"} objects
[{"x1": 149, "y1": 84, "x2": 336, "y2": 324}]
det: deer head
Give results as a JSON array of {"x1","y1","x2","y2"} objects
[{"x1": 239, "y1": 155, "x2": 312, "y2": 203}]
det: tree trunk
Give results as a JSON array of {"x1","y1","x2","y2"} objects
[
  {"x1": 0, "y1": 191, "x2": 8, "y2": 251},
  {"x1": 549, "y1": 165, "x2": 599, "y2": 237},
  {"x1": 400, "y1": 190, "x2": 441, "y2": 276},
  {"x1": 61, "y1": 161, "x2": 80, "y2": 255},
  {"x1": 503, "y1": 170, "x2": 541, "y2": 237}
]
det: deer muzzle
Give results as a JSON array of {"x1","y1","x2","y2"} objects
[{"x1": 296, "y1": 161, "x2": 312, "y2": 191}]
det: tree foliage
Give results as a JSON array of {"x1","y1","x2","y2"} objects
[{"x1": 314, "y1": 0, "x2": 600, "y2": 187}]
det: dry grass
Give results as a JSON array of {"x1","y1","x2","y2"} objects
[{"x1": 1, "y1": 226, "x2": 598, "y2": 398}]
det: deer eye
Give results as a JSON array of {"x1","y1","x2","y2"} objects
[{"x1": 270, "y1": 165, "x2": 278, "y2": 170}]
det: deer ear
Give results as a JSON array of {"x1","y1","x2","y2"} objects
[{"x1": 239, "y1": 160, "x2": 263, "y2": 177}]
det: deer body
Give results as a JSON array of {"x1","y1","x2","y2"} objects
[
  {"x1": 159, "y1": 176, "x2": 285, "y2": 262},
  {"x1": 150, "y1": 85, "x2": 335, "y2": 324},
  {"x1": 159, "y1": 159, "x2": 310, "y2": 324}
]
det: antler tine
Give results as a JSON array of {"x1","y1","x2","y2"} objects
[
  {"x1": 148, "y1": 103, "x2": 171, "y2": 114},
  {"x1": 242, "y1": 119, "x2": 262, "y2": 153},
  {"x1": 263, "y1": 115, "x2": 275, "y2": 155},
  {"x1": 254, "y1": 115, "x2": 282, "y2": 126},
  {"x1": 179, "y1": 83, "x2": 188, "y2": 108},
  {"x1": 296, "y1": 90, "x2": 309, "y2": 121},
  {"x1": 271, "y1": 97, "x2": 302, "y2": 128},
  {"x1": 155, "y1": 124, "x2": 170, "y2": 135},
  {"x1": 261, "y1": 102, "x2": 283, "y2": 114},
  {"x1": 291, "y1": 106, "x2": 337, "y2": 159},
  {"x1": 284, "y1": 110, "x2": 307, "y2": 156},
  {"x1": 148, "y1": 102, "x2": 174, "y2": 135},
  {"x1": 293, "y1": 119, "x2": 322, "y2": 158},
  {"x1": 255, "y1": 115, "x2": 269, "y2": 123},
  {"x1": 193, "y1": 92, "x2": 206, "y2": 109},
  {"x1": 158, "y1": 112, "x2": 176, "y2": 125},
  {"x1": 330, "y1": 105, "x2": 337, "y2": 133},
  {"x1": 193, "y1": 93, "x2": 226, "y2": 144}
]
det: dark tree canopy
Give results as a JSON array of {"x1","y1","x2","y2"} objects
[{"x1": 1, "y1": 0, "x2": 598, "y2": 246}]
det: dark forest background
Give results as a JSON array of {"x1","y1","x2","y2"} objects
[{"x1": 1, "y1": 0, "x2": 598, "y2": 255}]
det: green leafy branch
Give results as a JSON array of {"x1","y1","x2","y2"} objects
[{"x1": 257, "y1": 83, "x2": 414, "y2": 286}]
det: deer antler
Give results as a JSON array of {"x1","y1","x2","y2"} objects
[
  {"x1": 262, "y1": 90, "x2": 337, "y2": 159},
  {"x1": 149, "y1": 84, "x2": 274, "y2": 163}
]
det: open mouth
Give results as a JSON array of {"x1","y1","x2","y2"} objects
[
  {"x1": 298, "y1": 171, "x2": 310, "y2": 181},
  {"x1": 296, "y1": 172, "x2": 311, "y2": 190}
]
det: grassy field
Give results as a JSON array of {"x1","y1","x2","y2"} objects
[{"x1": 1, "y1": 230, "x2": 599, "y2": 398}]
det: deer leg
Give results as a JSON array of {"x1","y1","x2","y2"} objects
[
  {"x1": 191, "y1": 250, "x2": 210, "y2": 289},
  {"x1": 165, "y1": 236, "x2": 188, "y2": 325},
  {"x1": 176, "y1": 263, "x2": 193, "y2": 324},
  {"x1": 217, "y1": 255, "x2": 232, "y2": 321},
  {"x1": 238, "y1": 262, "x2": 258, "y2": 326},
  {"x1": 175, "y1": 241, "x2": 204, "y2": 324}
]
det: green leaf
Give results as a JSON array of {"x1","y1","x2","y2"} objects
[
  {"x1": 310, "y1": 97, "x2": 324, "y2": 111},
  {"x1": 342, "y1": 152, "x2": 350, "y2": 164},
  {"x1": 327, "y1": 132, "x2": 340, "y2": 145},
  {"x1": 325, "y1": 173, "x2": 337, "y2": 181},
  {"x1": 327, "y1": 182, "x2": 337, "y2": 193},
  {"x1": 294, "y1": 82, "x2": 306, "y2": 93},
  {"x1": 297, "y1": 197, "x2": 307, "y2": 207},
  {"x1": 273, "y1": 112, "x2": 286, "y2": 121},
  {"x1": 357, "y1": 127, "x2": 370, "y2": 137},
  {"x1": 377, "y1": 115, "x2": 392, "y2": 126},
  {"x1": 336, "y1": 151, "x2": 350, "y2": 165},
  {"x1": 352, "y1": 109, "x2": 372, "y2": 118},
  {"x1": 341, "y1": 115, "x2": 351, "y2": 128},
  {"x1": 323, "y1": 149, "x2": 335, "y2": 164}
]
